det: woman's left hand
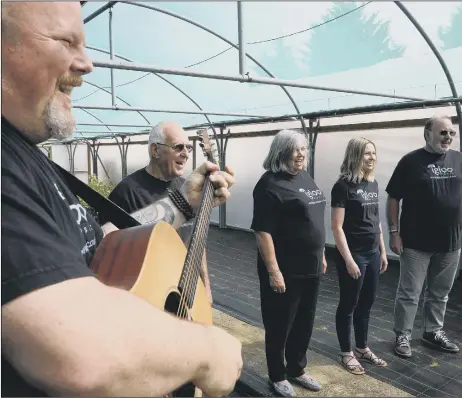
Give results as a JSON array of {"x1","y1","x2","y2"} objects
[
  {"x1": 380, "y1": 253, "x2": 388, "y2": 274},
  {"x1": 322, "y1": 255, "x2": 328, "y2": 274}
]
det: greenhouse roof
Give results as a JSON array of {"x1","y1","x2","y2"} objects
[{"x1": 72, "y1": 1, "x2": 462, "y2": 140}]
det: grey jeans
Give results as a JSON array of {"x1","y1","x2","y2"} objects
[{"x1": 393, "y1": 248, "x2": 461, "y2": 337}]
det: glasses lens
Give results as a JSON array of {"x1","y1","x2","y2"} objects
[
  {"x1": 174, "y1": 144, "x2": 193, "y2": 153},
  {"x1": 440, "y1": 130, "x2": 456, "y2": 137}
]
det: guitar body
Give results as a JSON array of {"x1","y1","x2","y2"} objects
[{"x1": 90, "y1": 221, "x2": 212, "y2": 397}]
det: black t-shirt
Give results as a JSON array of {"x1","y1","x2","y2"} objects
[
  {"x1": 106, "y1": 168, "x2": 193, "y2": 244},
  {"x1": 1, "y1": 118, "x2": 104, "y2": 396},
  {"x1": 331, "y1": 178, "x2": 380, "y2": 253},
  {"x1": 251, "y1": 170, "x2": 326, "y2": 277},
  {"x1": 386, "y1": 148, "x2": 462, "y2": 252}
]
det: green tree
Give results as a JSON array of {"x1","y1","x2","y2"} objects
[
  {"x1": 439, "y1": 5, "x2": 462, "y2": 50},
  {"x1": 305, "y1": 2, "x2": 405, "y2": 76}
]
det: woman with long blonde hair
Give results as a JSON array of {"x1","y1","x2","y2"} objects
[{"x1": 330, "y1": 137, "x2": 388, "y2": 375}]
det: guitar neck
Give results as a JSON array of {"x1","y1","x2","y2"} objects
[{"x1": 179, "y1": 177, "x2": 215, "y2": 305}]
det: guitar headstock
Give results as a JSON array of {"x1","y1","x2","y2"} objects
[{"x1": 197, "y1": 129, "x2": 220, "y2": 165}]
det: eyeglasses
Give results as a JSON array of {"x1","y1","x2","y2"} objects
[
  {"x1": 440, "y1": 130, "x2": 456, "y2": 137},
  {"x1": 156, "y1": 142, "x2": 193, "y2": 153}
]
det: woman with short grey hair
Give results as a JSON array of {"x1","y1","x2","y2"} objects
[{"x1": 251, "y1": 129, "x2": 327, "y2": 397}]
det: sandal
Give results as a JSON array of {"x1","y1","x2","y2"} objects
[
  {"x1": 354, "y1": 348, "x2": 387, "y2": 367},
  {"x1": 337, "y1": 353, "x2": 365, "y2": 375}
]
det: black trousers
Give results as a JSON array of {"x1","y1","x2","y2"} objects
[
  {"x1": 258, "y1": 267, "x2": 320, "y2": 383},
  {"x1": 334, "y1": 249, "x2": 381, "y2": 352}
]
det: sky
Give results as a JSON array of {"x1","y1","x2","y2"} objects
[{"x1": 74, "y1": 1, "x2": 462, "y2": 137}]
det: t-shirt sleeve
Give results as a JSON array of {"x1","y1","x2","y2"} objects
[
  {"x1": 1, "y1": 168, "x2": 95, "y2": 306},
  {"x1": 250, "y1": 181, "x2": 281, "y2": 235},
  {"x1": 108, "y1": 184, "x2": 133, "y2": 212},
  {"x1": 98, "y1": 183, "x2": 135, "y2": 225},
  {"x1": 330, "y1": 180, "x2": 348, "y2": 208},
  {"x1": 385, "y1": 157, "x2": 407, "y2": 200}
]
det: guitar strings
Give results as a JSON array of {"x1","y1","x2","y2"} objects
[
  {"x1": 177, "y1": 185, "x2": 213, "y2": 320},
  {"x1": 178, "y1": 182, "x2": 214, "y2": 318},
  {"x1": 177, "y1": 179, "x2": 214, "y2": 320},
  {"x1": 177, "y1": 136, "x2": 218, "y2": 320}
]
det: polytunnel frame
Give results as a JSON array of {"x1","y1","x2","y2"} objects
[{"x1": 72, "y1": 0, "x2": 462, "y2": 219}]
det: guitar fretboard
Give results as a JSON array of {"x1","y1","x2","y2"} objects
[{"x1": 178, "y1": 178, "x2": 215, "y2": 308}]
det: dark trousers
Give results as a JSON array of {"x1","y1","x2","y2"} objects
[
  {"x1": 258, "y1": 267, "x2": 320, "y2": 383},
  {"x1": 334, "y1": 249, "x2": 381, "y2": 352}
]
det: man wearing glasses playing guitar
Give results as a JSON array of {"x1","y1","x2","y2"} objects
[{"x1": 104, "y1": 121, "x2": 214, "y2": 305}]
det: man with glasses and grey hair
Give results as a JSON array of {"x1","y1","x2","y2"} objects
[
  {"x1": 106, "y1": 120, "x2": 213, "y2": 304},
  {"x1": 386, "y1": 114, "x2": 461, "y2": 358}
]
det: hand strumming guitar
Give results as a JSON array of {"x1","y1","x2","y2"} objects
[{"x1": 181, "y1": 161, "x2": 235, "y2": 209}]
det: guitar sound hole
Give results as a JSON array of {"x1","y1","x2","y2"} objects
[{"x1": 164, "y1": 291, "x2": 189, "y2": 320}]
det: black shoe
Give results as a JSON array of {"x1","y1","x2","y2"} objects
[
  {"x1": 422, "y1": 331, "x2": 460, "y2": 353},
  {"x1": 395, "y1": 334, "x2": 412, "y2": 357}
]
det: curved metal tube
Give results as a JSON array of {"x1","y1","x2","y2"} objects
[
  {"x1": 395, "y1": 1, "x2": 462, "y2": 150},
  {"x1": 85, "y1": 45, "x2": 219, "y2": 137},
  {"x1": 80, "y1": 79, "x2": 151, "y2": 124},
  {"x1": 118, "y1": 1, "x2": 308, "y2": 138}
]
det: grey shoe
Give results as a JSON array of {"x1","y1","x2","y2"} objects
[
  {"x1": 288, "y1": 374, "x2": 321, "y2": 392},
  {"x1": 270, "y1": 380, "x2": 295, "y2": 397},
  {"x1": 422, "y1": 330, "x2": 460, "y2": 353},
  {"x1": 395, "y1": 334, "x2": 412, "y2": 357}
]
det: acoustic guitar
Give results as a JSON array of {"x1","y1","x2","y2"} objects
[{"x1": 90, "y1": 129, "x2": 220, "y2": 397}]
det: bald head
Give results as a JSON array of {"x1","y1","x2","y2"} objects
[
  {"x1": 148, "y1": 121, "x2": 188, "y2": 152},
  {"x1": 147, "y1": 121, "x2": 191, "y2": 180},
  {"x1": 1, "y1": 2, "x2": 92, "y2": 143}
]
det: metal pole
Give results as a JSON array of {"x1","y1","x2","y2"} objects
[
  {"x1": 77, "y1": 123, "x2": 153, "y2": 128},
  {"x1": 93, "y1": 59, "x2": 427, "y2": 101},
  {"x1": 73, "y1": 104, "x2": 269, "y2": 118},
  {"x1": 85, "y1": 45, "x2": 219, "y2": 140},
  {"x1": 237, "y1": 1, "x2": 245, "y2": 76},
  {"x1": 118, "y1": 1, "x2": 309, "y2": 140},
  {"x1": 218, "y1": 126, "x2": 227, "y2": 229},
  {"x1": 82, "y1": 79, "x2": 150, "y2": 123},
  {"x1": 395, "y1": 1, "x2": 462, "y2": 151},
  {"x1": 185, "y1": 97, "x2": 462, "y2": 130},
  {"x1": 109, "y1": 7, "x2": 116, "y2": 106},
  {"x1": 83, "y1": 1, "x2": 118, "y2": 24}
]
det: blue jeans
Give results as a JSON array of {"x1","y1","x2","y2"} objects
[{"x1": 334, "y1": 249, "x2": 381, "y2": 352}]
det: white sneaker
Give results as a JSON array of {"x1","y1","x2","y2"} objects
[{"x1": 271, "y1": 380, "x2": 295, "y2": 397}]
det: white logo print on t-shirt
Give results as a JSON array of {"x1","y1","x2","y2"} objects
[
  {"x1": 299, "y1": 188, "x2": 326, "y2": 205},
  {"x1": 53, "y1": 182, "x2": 96, "y2": 255},
  {"x1": 356, "y1": 189, "x2": 378, "y2": 206},
  {"x1": 427, "y1": 164, "x2": 456, "y2": 179}
]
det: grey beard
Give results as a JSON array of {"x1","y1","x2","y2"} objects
[
  {"x1": 43, "y1": 96, "x2": 75, "y2": 141},
  {"x1": 424, "y1": 142, "x2": 447, "y2": 154}
]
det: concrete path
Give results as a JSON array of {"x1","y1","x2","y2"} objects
[{"x1": 213, "y1": 308, "x2": 412, "y2": 397}]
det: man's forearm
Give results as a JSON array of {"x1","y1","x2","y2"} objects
[
  {"x1": 386, "y1": 196, "x2": 400, "y2": 231},
  {"x1": 102, "y1": 197, "x2": 186, "y2": 236},
  {"x1": 2, "y1": 278, "x2": 214, "y2": 397}
]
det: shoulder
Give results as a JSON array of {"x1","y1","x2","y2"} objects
[
  {"x1": 111, "y1": 168, "x2": 145, "y2": 193},
  {"x1": 331, "y1": 178, "x2": 349, "y2": 195},
  {"x1": 448, "y1": 149, "x2": 462, "y2": 162},
  {"x1": 400, "y1": 148, "x2": 426, "y2": 164},
  {"x1": 254, "y1": 172, "x2": 281, "y2": 197}
]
